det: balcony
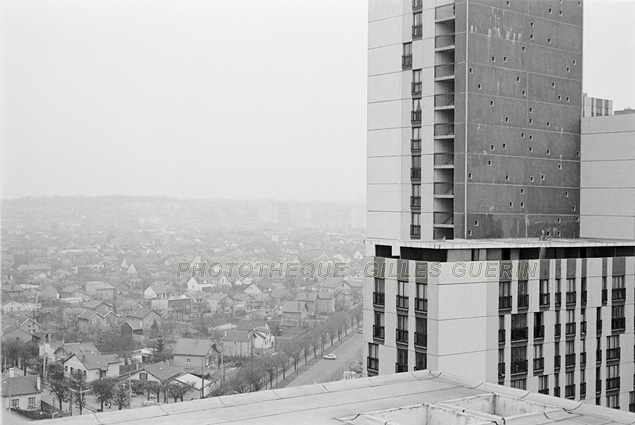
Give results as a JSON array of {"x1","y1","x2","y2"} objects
[
  {"x1": 434, "y1": 94, "x2": 454, "y2": 108},
  {"x1": 367, "y1": 357, "x2": 379, "y2": 371},
  {"x1": 396, "y1": 329, "x2": 409, "y2": 344},
  {"x1": 499, "y1": 296, "x2": 512, "y2": 311},
  {"x1": 554, "y1": 323, "x2": 561, "y2": 338},
  {"x1": 580, "y1": 383, "x2": 586, "y2": 397},
  {"x1": 565, "y1": 385, "x2": 575, "y2": 398},
  {"x1": 411, "y1": 82, "x2": 422, "y2": 96},
  {"x1": 411, "y1": 138, "x2": 421, "y2": 152},
  {"x1": 373, "y1": 325, "x2": 385, "y2": 340},
  {"x1": 596, "y1": 380, "x2": 601, "y2": 394},
  {"x1": 415, "y1": 297, "x2": 427, "y2": 313},
  {"x1": 533, "y1": 357, "x2": 544, "y2": 372},
  {"x1": 434, "y1": 152, "x2": 454, "y2": 167},
  {"x1": 606, "y1": 377, "x2": 620, "y2": 391},
  {"x1": 612, "y1": 288, "x2": 626, "y2": 302},
  {"x1": 538, "y1": 388, "x2": 549, "y2": 395},
  {"x1": 435, "y1": 34, "x2": 455, "y2": 49},
  {"x1": 498, "y1": 329, "x2": 506, "y2": 344},
  {"x1": 534, "y1": 325, "x2": 545, "y2": 339},
  {"x1": 395, "y1": 362, "x2": 408, "y2": 373},
  {"x1": 412, "y1": 24, "x2": 423, "y2": 39},
  {"x1": 554, "y1": 355, "x2": 561, "y2": 370},
  {"x1": 402, "y1": 54, "x2": 412, "y2": 70},
  {"x1": 410, "y1": 224, "x2": 421, "y2": 238},
  {"x1": 411, "y1": 110, "x2": 422, "y2": 124},
  {"x1": 565, "y1": 353, "x2": 576, "y2": 368},
  {"x1": 555, "y1": 292, "x2": 562, "y2": 306},
  {"x1": 539, "y1": 293, "x2": 550, "y2": 307},
  {"x1": 411, "y1": 196, "x2": 421, "y2": 209},
  {"x1": 435, "y1": 3, "x2": 455, "y2": 21},
  {"x1": 434, "y1": 212, "x2": 454, "y2": 226},
  {"x1": 511, "y1": 327, "x2": 528, "y2": 342},
  {"x1": 602, "y1": 289, "x2": 608, "y2": 305},
  {"x1": 581, "y1": 321, "x2": 587, "y2": 335},
  {"x1": 566, "y1": 291, "x2": 576, "y2": 306},
  {"x1": 498, "y1": 362, "x2": 505, "y2": 377},
  {"x1": 511, "y1": 359, "x2": 528, "y2": 375},
  {"x1": 434, "y1": 64, "x2": 455, "y2": 80},
  {"x1": 596, "y1": 349, "x2": 602, "y2": 364},
  {"x1": 582, "y1": 290, "x2": 587, "y2": 305},
  {"x1": 396, "y1": 295, "x2": 409, "y2": 310},
  {"x1": 554, "y1": 387, "x2": 560, "y2": 397},
  {"x1": 611, "y1": 317, "x2": 626, "y2": 331},
  {"x1": 413, "y1": 0, "x2": 422, "y2": 11},
  {"x1": 434, "y1": 123, "x2": 454, "y2": 137},
  {"x1": 415, "y1": 332, "x2": 427, "y2": 348},
  {"x1": 372, "y1": 292, "x2": 385, "y2": 306},
  {"x1": 565, "y1": 323, "x2": 576, "y2": 337},
  {"x1": 411, "y1": 167, "x2": 421, "y2": 180},
  {"x1": 596, "y1": 319, "x2": 602, "y2": 334},
  {"x1": 434, "y1": 182, "x2": 454, "y2": 196},
  {"x1": 580, "y1": 352, "x2": 586, "y2": 366},
  {"x1": 606, "y1": 347, "x2": 621, "y2": 361},
  {"x1": 517, "y1": 294, "x2": 529, "y2": 309}
]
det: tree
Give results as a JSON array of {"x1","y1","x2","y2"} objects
[
  {"x1": 1, "y1": 339, "x2": 22, "y2": 369},
  {"x1": 71, "y1": 370, "x2": 88, "y2": 415},
  {"x1": 113, "y1": 383, "x2": 130, "y2": 410},
  {"x1": 48, "y1": 365, "x2": 71, "y2": 411},
  {"x1": 144, "y1": 381, "x2": 161, "y2": 401},
  {"x1": 150, "y1": 319, "x2": 161, "y2": 339},
  {"x1": 19, "y1": 342, "x2": 39, "y2": 374},
  {"x1": 167, "y1": 382, "x2": 189, "y2": 402},
  {"x1": 91, "y1": 378, "x2": 116, "y2": 411},
  {"x1": 280, "y1": 340, "x2": 302, "y2": 374}
]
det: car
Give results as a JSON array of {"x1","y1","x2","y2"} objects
[{"x1": 323, "y1": 353, "x2": 337, "y2": 360}]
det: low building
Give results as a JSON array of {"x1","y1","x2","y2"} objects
[
  {"x1": 1, "y1": 372, "x2": 42, "y2": 411},
  {"x1": 63, "y1": 353, "x2": 119, "y2": 382},
  {"x1": 85, "y1": 281, "x2": 115, "y2": 301},
  {"x1": 128, "y1": 361, "x2": 182, "y2": 385},
  {"x1": 172, "y1": 338, "x2": 218, "y2": 370}
]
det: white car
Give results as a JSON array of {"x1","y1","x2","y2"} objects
[{"x1": 323, "y1": 353, "x2": 337, "y2": 360}]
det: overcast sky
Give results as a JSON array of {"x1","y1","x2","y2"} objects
[{"x1": 1, "y1": 0, "x2": 633, "y2": 202}]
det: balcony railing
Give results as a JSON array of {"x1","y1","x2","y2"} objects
[
  {"x1": 412, "y1": 82, "x2": 422, "y2": 96},
  {"x1": 367, "y1": 356, "x2": 379, "y2": 371},
  {"x1": 434, "y1": 182, "x2": 454, "y2": 196},
  {"x1": 565, "y1": 353, "x2": 576, "y2": 367},
  {"x1": 565, "y1": 385, "x2": 575, "y2": 398},
  {"x1": 582, "y1": 290, "x2": 587, "y2": 305},
  {"x1": 373, "y1": 292, "x2": 385, "y2": 306},
  {"x1": 554, "y1": 387, "x2": 560, "y2": 397},
  {"x1": 413, "y1": 0, "x2": 422, "y2": 10},
  {"x1": 580, "y1": 352, "x2": 586, "y2": 366},
  {"x1": 411, "y1": 139, "x2": 421, "y2": 152},
  {"x1": 534, "y1": 325, "x2": 545, "y2": 339},
  {"x1": 395, "y1": 363, "x2": 408, "y2": 373},
  {"x1": 411, "y1": 196, "x2": 421, "y2": 209},
  {"x1": 373, "y1": 325, "x2": 385, "y2": 339},
  {"x1": 566, "y1": 291, "x2": 576, "y2": 305},
  {"x1": 396, "y1": 295, "x2": 409, "y2": 310},
  {"x1": 435, "y1": 3, "x2": 455, "y2": 20},
  {"x1": 498, "y1": 329, "x2": 506, "y2": 343},
  {"x1": 410, "y1": 224, "x2": 421, "y2": 238},
  {"x1": 611, "y1": 317, "x2": 626, "y2": 331},
  {"x1": 434, "y1": 123, "x2": 454, "y2": 137},
  {"x1": 581, "y1": 321, "x2": 587, "y2": 335},
  {"x1": 511, "y1": 327, "x2": 528, "y2": 341},
  {"x1": 434, "y1": 93, "x2": 454, "y2": 107},
  {"x1": 434, "y1": 152, "x2": 454, "y2": 166},
  {"x1": 435, "y1": 34, "x2": 455, "y2": 49},
  {"x1": 412, "y1": 24, "x2": 423, "y2": 38},
  {"x1": 499, "y1": 296, "x2": 512, "y2": 310},
  {"x1": 533, "y1": 357, "x2": 544, "y2": 372},
  {"x1": 411, "y1": 110, "x2": 422, "y2": 124},
  {"x1": 498, "y1": 362, "x2": 505, "y2": 377},
  {"x1": 415, "y1": 332, "x2": 427, "y2": 348},
  {"x1": 580, "y1": 383, "x2": 586, "y2": 397},
  {"x1": 511, "y1": 359, "x2": 528, "y2": 375},
  {"x1": 612, "y1": 288, "x2": 626, "y2": 302},
  {"x1": 554, "y1": 323, "x2": 561, "y2": 338},
  {"x1": 402, "y1": 55, "x2": 412, "y2": 70},
  {"x1": 595, "y1": 380, "x2": 601, "y2": 394},
  {"x1": 539, "y1": 293, "x2": 550, "y2": 307},
  {"x1": 602, "y1": 289, "x2": 608, "y2": 305},
  {"x1": 606, "y1": 377, "x2": 620, "y2": 391},
  {"x1": 434, "y1": 212, "x2": 454, "y2": 226},
  {"x1": 596, "y1": 349, "x2": 602, "y2": 364},
  {"x1": 518, "y1": 294, "x2": 529, "y2": 309},
  {"x1": 396, "y1": 329, "x2": 409, "y2": 344},
  {"x1": 596, "y1": 320, "x2": 602, "y2": 334},
  {"x1": 555, "y1": 292, "x2": 562, "y2": 306},
  {"x1": 538, "y1": 388, "x2": 549, "y2": 395},
  {"x1": 606, "y1": 347, "x2": 621, "y2": 361},
  {"x1": 555, "y1": 355, "x2": 561, "y2": 369},
  {"x1": 415, "y1": 297, "x2": 427, "y2": 312},
  {"x1": 565, "y1": 323, "x2": 576, "y2": 336},
  {"x1": 434, "y1": 64, "x2": 455, "y2": 79},
  {"x1": 411, "y1": 167, "x2": 421, "y2": 180}
]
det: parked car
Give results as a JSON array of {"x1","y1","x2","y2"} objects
[{"x1": 323, "y1": 353, "x2": 337, "y2": 360}]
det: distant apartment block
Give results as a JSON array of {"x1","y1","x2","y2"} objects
[{"x1": 583, "y1": 93, "x2": 613, "y2": 117}]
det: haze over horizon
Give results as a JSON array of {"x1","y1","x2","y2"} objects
[{"x1": 1, "y1": 0, "x2": 633, "y2": 202}]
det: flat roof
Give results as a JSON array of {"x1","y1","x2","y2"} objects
[
  {"x1": 368, "y1": 237, "x2": 635, "y2": 251},
  {"x1": 36, "y1": 370, "x2": 635, "y2": 425}
]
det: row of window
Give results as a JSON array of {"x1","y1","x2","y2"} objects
[{"x1": 367, "y1": 343, "x2": 427, "y2": 374}]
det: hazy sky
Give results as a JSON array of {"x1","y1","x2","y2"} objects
[{"x1": 1, "y1": 0, "x2": 633, "y2": 202}]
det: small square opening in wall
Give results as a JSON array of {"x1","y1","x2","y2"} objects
[
  {"x1": 557, "y1": 217, "x2": 561, "y2": 223},
  {"x1": 478, "y1": 84, "x2": 482, "y2": 90},
  {"x1": 546, "y1": 230, "x2": 551, "y2": 237},
  {"x1": 557, "y1": 95, "x2": 562, "y2": 101},
  {"x1": 516, "y1": 76, "x2": 520, "y2": 82},
  {"x1": 546, "y1": 121, "x2": 551, "y2": 127},
  {"x1": 566, "y1": 96, "x2": 571, "y2": 102},
  {"x1": 572, "y1": 206, "x2": 576, "y2": 212},
  {"x1": 547, "y1": 149, "x2": 551, "y2": 155},
  {"x1": 522, "y1": 90, "x2": 526, "y2": 96},
  {"x1": 520, "y1": 202, "x2": 525, "y2": 208},
  {"x1": 530, "y1": 21, "x2": 534, "y2": 28},
  {"x1": 468, "y1": 173, "x2": 472, "y2": 179},
  {"x1": 509, "y1": 202, "x2": 513, "y2": 208},
  {"x1": 541, "y1": 174, "x2": 545, "y2": 180},
  {"x1": 529, "y1": 146, "x2": 533, "y2": 152},
  {"x1": 558, "y1": 163, "x2": 562, "y2": 170},
  {"x1": 506, "y1": 0, "x2": 510, "y2": 5},
  {"x1": 505, "y1": 117, "x2": 509, "y2": 123},
  {"x1": 530, "y1": 34, "x2": 534, "y2": 40},
  {"x1": 490, "y1": 100, "x2": 495, "y2": 106},
  {"x1": 529, "y1": 135, "x2": 533, "y2": 141},
  {"x1": 576, "y1": 216, "x2": 580, "y2": 222},
  {"x1": 530, "y1": 176, "x2": 535, "y2": 182},
  {"x1": 469, "y1": 67, "x2": 473, "y2": 74},
  {"x1": 565, "y1": 191, "x2": 569, "y2": 197},
  {"x1": 566, "y1": 67, "x2": 570, "y2": 73},
  {"x1": 548, "y1": 38, "x2": 552, "y2": 44},
  {"x1": 549, "y1": 8, "x2": 552, "y2": 13},
  {"x1": 573, "y1": 59, "x2": 577, "y2": 65},
  {"x1": 522, "y1": 46, "x2": 526, "y2": 52},
  {"x1": 475, "y1": 220, "x2": 479, "y2": 226},
  {"x1": 559, "y1": 11, "x2": 563, "y2": 16},
  {"x1": 551, "y1": 82, "x2": 556, "y2": 88},
  {"x1": 503, "y1": 56, "x2": 508, "y2": 62},
  {"x1": 576, "y1": 151, "x2": 580, "y2": 157},
  {"x1": 529, "y1": 118, "x2": 533, "y2": 124},
  {"x1": 491, "y1": 144, "x2": 495, "y2": 150},
  {"x1": 557, "y1": 231, "x2": 561, "y2": 237},
  {"x1": 503, "y1": 143, "x2": 507, "y2": 149},
  {"x1": 492, "y1": 56, "x2": 496, "y2": 62},
  {"x1": 521, "y1": 132, "x2": 525, "y2": 138},
  {"x1": 520, "y1": 188, "x2": 525, "y2": 194},
  {"x1": 468, "y1": 230, "x2": 472, "y2": 236},
  {"x1": 505, "y1": 175, "x2": 509, "y2": 181},
  {"x1": 487, "y1": 160, "x2": 492, "y2": 166}
]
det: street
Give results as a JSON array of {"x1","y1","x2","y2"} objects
[{"x1": 286, "y1": 332, "x2": 362, "y2": 387}]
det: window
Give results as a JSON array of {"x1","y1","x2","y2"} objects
[
  {"x1": 140, "y1": 372, "x2": 148, "y2": 380},
  {"x1": 607, "y1": 394, "x2": 620, "y2": 409},
  {"x1": 416, "y1": 352, "x2": 427, "y2": 370},
  {"x1": 397, "y1": 280, "x2": 408, "y2": 297},
  {"x1": 412, "y1": 98, "x2": 422, "y2": 112},
  {"x1": 369, "y1": 343, "x2": 378, "y2": 359},
  {"x1": 539, "y1": 375, "x2": 549, "y2": 392},
  {"x1": 412, "y1": 212, "x2": 421, "y2": 226},
  {"x1": 397, "y1": 348, "x2": 408, "y2": 367},
  {"x1": 413, "y1": 12, "x2": 422, "y2": 37},
  {"x1": 187, "y1": 358, "x2": 192, "y2": 363},
  {"x1": 511, "y1": 379, "x2": 526, "y2": 389},
  {"x1": 412, "y1": 69, "x2": 422, "y2": 94},
  {"x1": 11, "y1": 399, "x2": 19, "y2": 408},
  {"x1": 28, "y1": 397, "x2": 36, "y2": 408}
]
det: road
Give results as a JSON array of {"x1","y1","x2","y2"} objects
[{"x1": 286, "y1": 332, "x2": 363, "y2": 387}]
